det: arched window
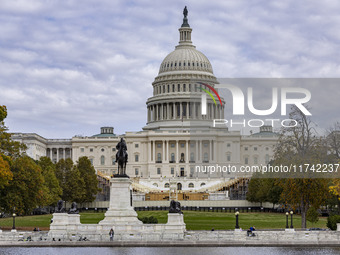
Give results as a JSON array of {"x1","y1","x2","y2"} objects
[
  {"x1": 100, "y1": 155, "x2": 105, "y2": 165},
  {"x1": 177, "y1": 183, "x2": 182, "y2": 190},
  {"x1": 153, "y1": 183, "x2": 158, "y2": 187},
  {"x1": 164, "y1": 183, "x2": 170, "y2": 188},
  {"x1": 188, "y1": 183, "x2": 194, "y2": 188},
  {"x1": 180, "y1": 153, "x2": 185, "y2": 162},
  {"x1": 200, "y1": 183, "x2": 206, "y2": 187}
]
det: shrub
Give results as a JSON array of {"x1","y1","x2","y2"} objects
[
  {"x1": 138, "y1": 216, "x2": 158, "y2": 224},
  {"x1": 326, "y1": 215, "x2": 340, "y2": 230}
]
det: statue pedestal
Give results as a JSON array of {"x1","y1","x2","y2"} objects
[
  {"x1": 49, "y1": 213, "x2": 81, "y2": 237},
  {"x1": 99, "y1": 178, "x2": 142, "y2": 226},
  {"x1": 164, "y1": 213, "x2": 186, "y2": 233}
]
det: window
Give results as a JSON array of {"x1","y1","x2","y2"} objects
[
  {"x1": 245, "y1": 147, "x2": 248, "y2": 151},
  {"x1": 178, "y1": 84, "x2": 180, "y2": 92},
  {"x1": 266, "y1": 147, "x2": 269, "y2": 151},
  {"x1": 227, "y1": 154, "x2": 231, "y2": 162},
  {"x1": 153, "y1": 183, "x2": 158, "y2": 187},
  {"x1": 188, "y1": 183, "x2": 194, "y2": 188},
  {"x1": 204, "y1": 142, "x2": 208, "y2": 147},
  {"x1": 203, "y1": 153, "x2": 209, "y2": 162},
  {"x1": 265, "y1": 154, "x2": 270, "y2": 164},
  {"x1": 100, "y1": 155, "x2": 105, "y2": 165},
  {"x1": 183, "y1": 84, "x2": 186, "y2": 91},
  {"x1": 171, "y1": 153, "x2": 175, "y2": 161},
  {"x1": 164, "y1": 183, "x2": 170, "y2": 188},
  {"x1": 80, "y1": 148, "x2": 84, "y2": 152},
  {"x1": 157, "y1": 143, "x2": 161, "y2": 148},
  {"x1": 171, "y1": 143, "x2": 175, "y2": 148},
  {"x1": 101, "y1": 148, "x2": 105, "y2": 152},
  {"x1": 135, "y1": 144, "x2": 139, "y2": 148},
  {"x1": 157, "y1": 168, "x2": 161, "y2": 175},
  {"x1": 245, "y1": 157, "x2": 248, "y2": 164},
  {"x1": 112, "y1": 148, "x2": 116, "y2": 152},
  {"x1": 135, "y1": 168, "x2": 139, "y2": 175},
  {"x1": 135, "y1": 154, "x2": 139, "y2": 162},
  {"x1": 171, "y1": 168, "x2": 174, "y2": 175},
  {"x1": 254, "y1": 147, "x2": 257, "y2": 151},
  {"x1": 90, "y1": 158, "x2": 93, "y2": 165},
  {"x1": 112, "y1": 158, "x2": 115, "y2": 165},
  {"x1": 200, "y1": 183, "x2": 206, "y2": 187},
  {"x1": 180, "y1": 143, "x2": 185, "y2": 148},
  {"x1": 157, "y1": 153, "x2": 161, "y2": 161},
  {"x1": 190, "y1": 152, "x2": 195, "y2": 161},
  {"x1": 173, "y1": 84, "x2": 175, "y2": 92},
  {"x1": 167, "y1": 84, "x2": 170, "y2": 93},
  {"x1": 254, "y1": 156, "x2": 258, "y2": 164},
  {"x1": 227, "y1": 143, "x2": 231, "y2": 147},
  {"x1": 90, "y1": 148, "x2": 93, "y2": 152}
]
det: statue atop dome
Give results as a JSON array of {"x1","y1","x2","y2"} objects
[
  {"x1": 181, "y1": 6, "x2": 190, "y2": 27},
  {"x1": 183, "y1": 6, "x2": 188, "y2": 18}
]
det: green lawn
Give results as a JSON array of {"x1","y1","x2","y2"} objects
[{"x1": 0, "y1": 211, "x2": 327, "y2": 231}]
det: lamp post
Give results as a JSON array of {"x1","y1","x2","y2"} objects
[
  {"x1": 12, "y1": 213, "x2": 16, "y2": 230},
  {"x1": 235, "y1": 211, "x2": 240, "y2": 229},
  {"x1": 290, "y1": 211, "x2": 294, "y2": 229},
  {"x1": 285, "y1": 212, "x2": 289, "y2": 229}
]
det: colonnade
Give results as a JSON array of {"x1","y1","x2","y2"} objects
[{"x1": 147, "y1": 102, "x2": 223, "y2": 122}]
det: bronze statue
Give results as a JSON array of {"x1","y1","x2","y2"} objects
[
  {"x1": 183, "y1": 6, "x2": 188, "y2": 18},
  {"x1": 169, "y1": 200, "x2": 182, "y2": 214},
  {"x1": 56, "y1": 200, "x2": 65, "y2": 213},
  {"x1": 115, "y1": 138, "x2": 129, "y2": 177},
  {"x1": 68, "y1": 202, "x2": 79, "y2": 214}
]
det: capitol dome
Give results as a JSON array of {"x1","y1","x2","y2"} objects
[
  {"x1": 159, "y1": 47, "x2": 214, "y2": 74},
  {"x1": 143, "y1": 7, "x2": 225, "y2": 131}
]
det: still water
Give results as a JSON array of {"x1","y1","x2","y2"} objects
[{"x1": 0, "y1": 247, "x2": 339, "y2": 255}]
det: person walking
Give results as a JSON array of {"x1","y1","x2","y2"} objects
[{"x1": 109, "y1": 228, "x2": 114, "y2": 241}]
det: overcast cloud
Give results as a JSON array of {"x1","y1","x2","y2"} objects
[{"x1": 0, "y1": 0, "x2": 340, "y2": 138}]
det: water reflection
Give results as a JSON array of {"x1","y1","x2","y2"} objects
[{"x1": 0, "y1": 247, "x2": 339, "y2": 255}]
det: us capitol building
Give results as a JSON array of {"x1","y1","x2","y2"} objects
[{"x1": 12, "y1": 9, "x2": 278, "y2": 199}]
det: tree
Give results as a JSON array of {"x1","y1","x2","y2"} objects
[
  {"x1": 273, "y1": 106, "x2": 330, "y2": 228},
  {"x1": 306, "y1": 207, "x2": 319, "y2": 226},
  {"x1": 0, "y1": 155, "x2": 12, "y2": 190},
  {"x1": 0, "y1": 156, "x2": 46, "y2": 215},
  {"x1": 56, "y1": 158, "x2": 85, "y2": 204},
  {"x1": 0, "y1": 105, "x2": 26, "y2": 158},
  {"x1": 76, "y1": 157, "x2": 100, "y2": 203},
  {"x1": 37, "y1": 157, "x2": 62, "y2": 206}
]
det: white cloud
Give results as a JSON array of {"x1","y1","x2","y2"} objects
[{"x1": 0, "y1": 0, "x2": 339, "y2": 138}]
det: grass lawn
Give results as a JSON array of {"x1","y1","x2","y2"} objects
[{"x1": 0, "y1": 211, "x2": 327, "y2": 231}]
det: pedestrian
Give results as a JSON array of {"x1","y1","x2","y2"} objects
[{"x1": 109, "y1": 228, "x2": 114, "y2": 241}]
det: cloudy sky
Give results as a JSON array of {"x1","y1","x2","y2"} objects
[{"x1": 1, "y1": 0, "x2": 340, "y2": 138}]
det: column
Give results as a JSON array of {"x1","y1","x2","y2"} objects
[
  {"x1": 49, "y1": 148, "x2": 52, "y2": 159},
  {"x1": 160, "y1": 104, "x2": 163, "y2": 120},
  {"x1": 63, "y1": 148, "x2": 66, "y2": 160},
  {"x1": 195, "y1": 141, "x2": 198, "y2": 163},
  {"x1": 166, "y1": 140, "x2": 169, "y2": 162},
  {"x1": 167, "y1": 103, "x2": 170, "y2": 120},
  {"x1": 180, "y1": 103, "x2": 183, "y2": 120},
  {"x1": 199, "y1": 141, "x2": 202, "y2": 162},
  {"x1": 186, "y1": 102, "x2": 189, "y2": 119},
  {"x1": 162, "y1": 140, "x2": 165, "y2": 162},
  {"x1": 152, "y1": 141, "x2": 155, "y2": 163},
  {"x1": 214, "y1": 140, "x2": 217, "y2": 162},
  {"x1": 193, "y1": 102, "x2": 196, "y2": 119},
  {"x1": 210, "y1": 140, "x2": 213, "y2": 162},
  {"x1": 176, "y1": 140, "x2": 179, "y2": 163},
  {"x1": 56, "y1": 148, "x2": 59, "y2": 163},
  {"x1": 185, "y1": 140, "x2": 189, "y2": 163},
  {"x1": 148, "y1": 141, "x2": 151, "y2": 162}
]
